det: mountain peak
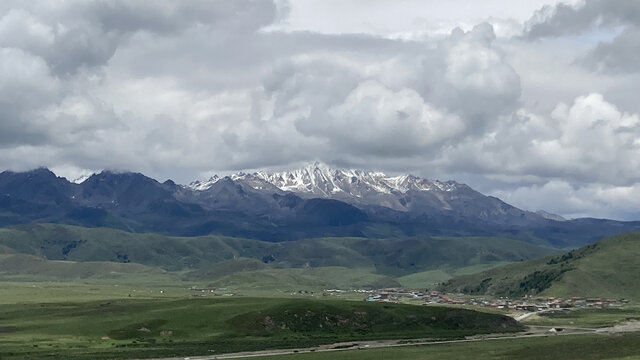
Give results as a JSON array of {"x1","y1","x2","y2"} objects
[
  {"x1": 72, "y1": 173, "x2": 93, "y2": 184},
  {"x1": 535, "y1": 210, "x2": 567, "y2": 222},
  {"x1": 188, "y1": 174, "x2": 220, "y2": 191},
  {"x1": 188, "y1": 163, "x2": 459, "y2": 198},
  {"x1": 5, "y1": 167, "x2": 58, "y2": 178}
]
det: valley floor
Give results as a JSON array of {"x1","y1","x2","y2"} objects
[
  {"x1": 1, "y1": 279, "x2": 639, "y2": 360},
  {"x1": 0, "y1": 281, "x2": 523, "y2": 360}
]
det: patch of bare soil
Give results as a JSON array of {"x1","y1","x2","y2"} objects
[{"x1": 598, "y1": 319, "x2": 640, "y2": 333}]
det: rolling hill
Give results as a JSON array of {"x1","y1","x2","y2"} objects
[
  {"x1": 0, "y1": 297, "x2": 521, "y2": 359},
  {"x1": 0, "y1": 223, "x2": 557, "y2": 288},
  {"x1": 0, "y1": 253, "x2": 166, "y2": 280},
  {"x1": 439, "y1": 231, "x2": 640, "y2": 300}
]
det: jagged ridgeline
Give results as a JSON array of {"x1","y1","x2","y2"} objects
[
  {"x1": 1, "y1": 164, "x2": 639, "y2": 247},
  {"x1": 439, "y1": 231, "x2": 640, "y2": 300}
]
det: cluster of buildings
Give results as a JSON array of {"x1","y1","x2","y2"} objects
[
  {"x1": 482, "y1": 296, "x2": 631, "y2": 311},
  {"x1": 361, "y1": 288, "x2": 630, "y2": 311},
  {"x1": 364, "y1": 288, "x2": 433, "y2": 303},
  {"x1": 189, "y1": 286, "x2": 236, "y2": 297}
]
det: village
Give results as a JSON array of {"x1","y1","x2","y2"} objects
[
  {"x1": 186, "y1": 285, "x2": 630, "y2": 315},
  {"x1": 188, "y1": 286, "x2": 631, "y2": 312},
  {"x1": 352, "y1": 288, "x2": 631, "y2": 311}
]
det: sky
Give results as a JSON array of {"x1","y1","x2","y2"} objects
[{"x1": 1, "y1": 0, "x2": 640, "y2": 220}]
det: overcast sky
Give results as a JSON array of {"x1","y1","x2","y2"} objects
[{"x1": 1, "y1": 0, "x2": 640, "y2": 220}]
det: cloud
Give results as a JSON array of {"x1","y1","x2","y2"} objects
[
  {"x1": 438, "y1": 93, "x2": 640, "y2": 185},
  {"x1": 436, "y1": 23, "x2": 521, "y2": 122},
  {"x1": 583, "y1": 27, "x2": 640, "y2": 73},
  {"x1": 0, "y1": 1, "x2": 278, "y2": 75},
  {"x1": 278, "y1": 0, "x2": 575, "y2": 39},
  {"x1": 296, "y1": 80, "x2": 465, "y2": 156},
  {"x1": 247, "y1": 23, "x2": 520, "y2": 165},
  {"x1": 0, "y1": 47, "x2": 59, "y2": 146},
  {"x1": 0, "y1": 0, "x2": 282, "y2": 176},
  {"x1": 0, "y1": 9, "x2": 54, "y2": 52},
  {"x1": 0, "y1": 0, "x2": 638, "y2": 219},
  {"x1": 524, "y1": 0, "x2": 640, "y2": 38},
  {"x1": 493, "y1": 180, "x2": 640, "y2": 220},
  {"x1": 523, "y1": 0, "x2": 640, "y2": 73}
]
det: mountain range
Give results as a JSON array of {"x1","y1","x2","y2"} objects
[
  {"x1": 1, "y1": 163, "x2": 638, "y2": 247},
  {"x1": 189, "y1": 162, "x2": 545, "y2": 225}
]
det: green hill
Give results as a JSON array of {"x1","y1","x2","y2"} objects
[
  {"x1": 0, "y1": 297, "x2": 521, "y2": 359},
  {"x1": 0, "y1": 253, "x2": 166, "y2": 280},
  {"x1": 0, "y1": 223, "x2": 556, "y2": 287},
  {"x1": 439, "y1": 231, "x2": 640, "y2": 300},
  {"x1": 186, "y1": 261, "x2": 402, "y2": 289}
]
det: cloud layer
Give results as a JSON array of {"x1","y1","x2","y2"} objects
[{"x1": 0, "y1": 0, "x2": 639, "y2": 220}]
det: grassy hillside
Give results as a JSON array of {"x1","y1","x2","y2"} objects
[
  {"x1": 0, "y1": 297, "x2": 521, "y2": 359},
  {"x1": 0, "y1": 254, "x2": 167, "y2": 281},
  {"x1": 439, "y1": 231, "x2": 640, "y2": 300},
  {"x1": 0, "y1": 223, "x2": 556, "y2": 281},
  {"x1": 187, "y1": 262, "x2": 402, "y2": 289}
]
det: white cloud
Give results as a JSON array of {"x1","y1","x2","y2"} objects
[
  {"x1": 0, "y1": 9, "x2": 54, "y2": 51},
  {"x1": 439, "y1": 24, "x2": 521, "y2": 120},
  {"x1": 493, "y1": 181, "x2": 640, "y2": 220},
  {"x1": 297, "y1": 80, "x2": 465, "y2": 156},
  {"x1": 0, "y1": 0, "x2": 638, "y2": 219},
  {"x1": 439, "y1": 93, "x2": 640, "y2": 186},
  {"x1": 279, "y1": 0, "x2": 577, "y2": 38}
]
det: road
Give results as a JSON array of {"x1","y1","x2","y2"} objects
[
  {"x1": 142, "y1": 325, "x2": 607, "y2": 360},
  {"x1": 514, "y1": 308, "x2": 558, "y2": 322}
]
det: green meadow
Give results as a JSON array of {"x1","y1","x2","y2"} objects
[
  {"x1": 0, "y1": 297, "x2": 520, "y2": 360},
  {"x1": 1, "y1": 224, "x2": 639, "y2": 359},
  {"x1": 522, "y1": 307, "x2": 640, "y2": 328}
]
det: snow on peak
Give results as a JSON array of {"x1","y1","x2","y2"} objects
[
  {"x1": 188, "y1": 175, "x2": 220, "y2": 191},
  {"x1": 187, "y1": 162, "x2": 458, "y2": 196},
  {"x1": 72, "y1": 173, "x2": 93, "y2": 184}
]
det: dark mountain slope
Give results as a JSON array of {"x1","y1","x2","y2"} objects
[{"x1": 0, "y1": 168, "x2": 638, "y2": 246}]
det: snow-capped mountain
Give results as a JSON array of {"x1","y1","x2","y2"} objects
[
  {"x1": 1, "y1": 167, "x2": 637, "y2": 247},
  {"x1": 71, "y1": 173, "x2": 93, "y2": 184},
  {"x1": 187, "y1": 162, "x2": 534, "y2": 219},
  {"x1": 189, "y1": 162, "x2": 458, "y2": 198},
  {"x1": 189, "y1": 175, "x2": 220, "y2": 191}
]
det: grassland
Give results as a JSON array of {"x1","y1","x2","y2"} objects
[
  {"x1": 0, "y1": 223, "x2": 563, "y2": 293},
  {"x1": 234, "y1": 333, "x2": 640, "y2": 360},
  {"x1": 0, "y1": 297, "x2": 520, "y2": 360},
  {"x1": 0, "y1": 223, "x2": 555, "y2": 275},
  {"x1": 396, "y1": 262, "x2": 513, "y2": 289},
  {"x1": 3, "y1": 224, "x2": 640, "y2": 359},
  {"x1": 522, "y1": 307, "x2": 640, "y2": 328},
  {"x1": 440, "y1": 231, "x2": 640, "y2": 300}
]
